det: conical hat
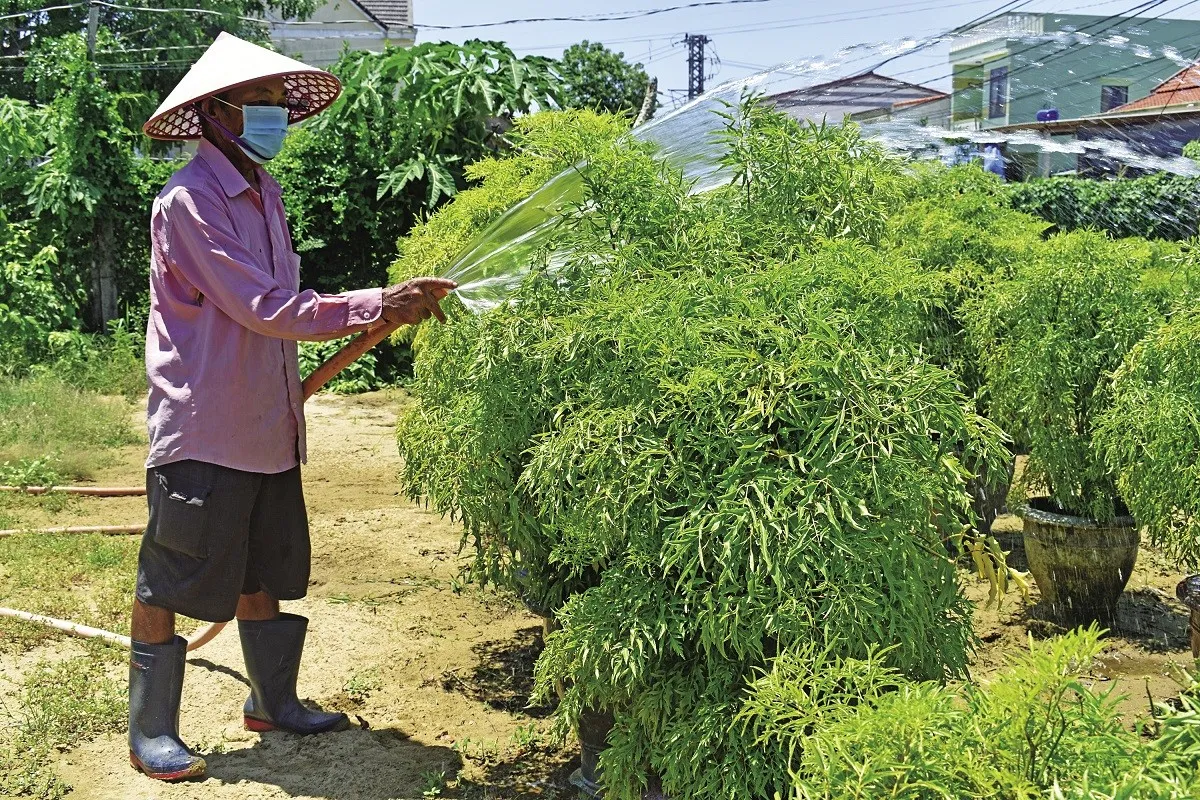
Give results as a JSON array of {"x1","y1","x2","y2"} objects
[{"x1": 143, "y1": 32, "x2": 341, "y2": 140}]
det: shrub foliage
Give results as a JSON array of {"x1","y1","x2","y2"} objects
[
  {"x1": 967, "y1": 233, "x2": 1177, "y2": 521},
  {"x1": 398, "y1": 101, "x2": 1016, "y2": 798},
  {"x1": 1098, "y1": 306, "x2": 1200, "y2": 567},
  {"x1": 1009, "y1": 173, "x2": 1200, "y2": 242}
]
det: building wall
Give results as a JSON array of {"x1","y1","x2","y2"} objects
[
  {"x1": 268, "y1": 0, "x2": 414, "y2": 67},
  {"x1": 951, "y1": 13, "x2": 1200, "y2": 133}
]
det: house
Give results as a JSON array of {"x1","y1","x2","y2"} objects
[
  {"x1": 991, "y1": 63, "x2": 1200, "y2": 177},
  {"x1": 948, "y1": 11, "x2": 1200, "y2": 176},
  {"x1": 767, "y1": 72, "x2": 947, "y2": 126},
  {"x1": 949, "y1": 11, "x2": 1200, "y2": 130},
  {"x1": 266, "y1": 0, "x2": 415, "y2": 67}
]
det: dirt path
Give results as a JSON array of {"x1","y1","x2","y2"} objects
[{"x1": 51, "y1": 392, "x2": 575, "y2": 800}]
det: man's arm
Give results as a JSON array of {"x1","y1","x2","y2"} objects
[{"x1": 160, "y1": 187, "x2": 382, "y2": 341}]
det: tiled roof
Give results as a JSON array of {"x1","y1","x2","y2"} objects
[
  {"x1": 352, "y1": 0, "x2": 411, "y2": 29},
  {"x1": 1107, "y1": 63, "x2": 1200, "y2": 114}
]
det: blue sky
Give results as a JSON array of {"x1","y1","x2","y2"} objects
[{"x1": 412, "y1": 1, "x2": 1200, "y2": 109}]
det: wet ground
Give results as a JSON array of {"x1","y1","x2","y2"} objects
[{"x1": 1, "y1": 393, "x2": 1195, "y2": 798}]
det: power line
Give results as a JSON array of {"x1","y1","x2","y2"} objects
[
  {"x1": 0, "y1": 2, "x2": 84, "y2": 22},
  {"x1": 85, "y1": 0, "x2": 786, "y2": 30},
  {"x1": 965, "y1": 0, "x2": 1198, "y2": 117},
  {"x1": 414, "y1": 0, "x2": 786, "y2": 30},
  {"x1": 839, "y1": 0, "x2": 1186, "y2": 115},
  {"x1": 509, "y1": 0, "x2": 1033, "y2": 54}
]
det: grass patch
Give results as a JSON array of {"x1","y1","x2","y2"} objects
[
  {"x1": 0, "y1": 648, "x2": 126, "y2": 799},
  {"x1": 0, "y1": 532, "x2": 139, "y2": 654},
  {"x1": 0, "y1": 374, "x2": 142, "y2": 482}
]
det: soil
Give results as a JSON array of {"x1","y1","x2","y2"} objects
[
  {"x1": 2, "y1": 392, "x2": 1196, "y2": 799},
  {"x1": 7, "y1": 392, "x2": 577, "y2": 800},
  {"x1": 967, "y1": 512, "x2": 1194, "y2": 727}
]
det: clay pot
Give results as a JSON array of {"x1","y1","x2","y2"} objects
[
  {"x1": 568, "y1": 706, "x2": 614, "y2": 798},
  {"x1": 1017, "y1": 497, "x2": 1138, "y2": 628},
  {"x1": 1175, "y1": 575, "x2": 1200, "y2": 658}
]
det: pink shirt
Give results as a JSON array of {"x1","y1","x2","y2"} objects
[{"x1": 145, "y1": 138, "x2": 383, "y2": 473}]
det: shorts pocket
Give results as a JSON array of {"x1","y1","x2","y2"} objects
[{"x1": 150, "y1": 469, "x2": 211, "y2": 558}]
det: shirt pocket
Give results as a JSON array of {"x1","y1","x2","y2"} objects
[{"x1": 149, "y1": 467, "x2": 212, "y2": 558}]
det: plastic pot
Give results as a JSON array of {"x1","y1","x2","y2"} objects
[
  {"x1": 568, "y1": 706, "x2": 614, "y2": 799},
  {"x1": 1017, "y1": 497, "x2": 1138, "y2": 628}
]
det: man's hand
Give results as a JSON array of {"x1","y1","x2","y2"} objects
[{"x1": 381, "y1": 278, "x2": 458, "y2": 325}]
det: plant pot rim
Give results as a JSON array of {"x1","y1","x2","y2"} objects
[
  {"x1": 1015, "y1": 497, "x2": 1134, "y2": 529},
  {"x1": 1177, "y1": 575, "x2": 1200, "y2": 612}
]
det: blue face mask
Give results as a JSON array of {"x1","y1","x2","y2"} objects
[{"x1": 201, "y1": 99, "x2": 289, "y2": 163}]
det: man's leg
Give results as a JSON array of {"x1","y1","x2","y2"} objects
[
  {"x1": 127, "y1": 597, "x2": 206, "y2": 781},
  {"x1": 237, "y1": 466, "x2": 348, "y2": 734},
  {"x1": 235, "y1": 590, "x2": 279, "y2": 621},
  {"x1": 130, "y1": 459, "x2": 257, "y2": 782},
  {"x1": 131, "y1": 598, "x2": 175, "y2": 644}
]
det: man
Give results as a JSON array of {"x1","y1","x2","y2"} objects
[
  {"x1": 983, "y1": 143, "x2": 1007, "y2": 181},
  {"x1": 132, "y1": 33, "x2": 455, "y2": 781}
]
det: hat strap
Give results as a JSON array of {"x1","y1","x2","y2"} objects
[{"x1": 194, "y1": 106, "x2": 270, "y2": 162}]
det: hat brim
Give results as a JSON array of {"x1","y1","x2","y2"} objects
[{"x1": 143, "y1": 70, "x2": 342, "y2": 140}]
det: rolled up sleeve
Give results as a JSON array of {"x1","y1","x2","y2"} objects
[{"x1": 161, "y1": 186, "x2": 382, "y2": 342}]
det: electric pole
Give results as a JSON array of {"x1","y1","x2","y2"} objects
[
  {"x1": 86, "y1": 0, "x2": 98, "y2": 59},
  {"x1": 684, "y1": 33, "x2": 710, "y2": 101}
]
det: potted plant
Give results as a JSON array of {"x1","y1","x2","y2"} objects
[{"x1": 968, "y1": 230, "x2": 1172, "y2": 627}]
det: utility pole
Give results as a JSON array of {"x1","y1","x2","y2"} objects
[
  {"x1": 86, "y1": 0, "x2": 98, "y2": 59},
  {"x1": 684, "y1": 33, "x2": 710, "y2": 101},
  {"x1": 85, "y1": 0, "x2": 118, "y2": 330}
]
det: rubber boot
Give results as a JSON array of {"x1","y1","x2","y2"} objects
[
  {"x1": 238, "y1": 613, "x2": 349, "y2": 734},
  {"x1": 128, "y1": 636, "x2": 206, "y2": 781}
]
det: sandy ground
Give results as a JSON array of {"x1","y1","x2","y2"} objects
[
  {"x1": 3, "y1": 393, "x2": 1196, "y2": 799},
  {"x1": 21, "y1": 392, "x2": 576, "y2": 800},
  {"x1": 968, "y1": 512, "x2": 1195, "y2": 726}
]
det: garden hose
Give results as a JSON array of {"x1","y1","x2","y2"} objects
[
  {"x1": 0, "y1": 524, "x2": 144, "y2": 537},
  {"x1": 0, "y1": 485, "x2": 145, "y2": 496}
]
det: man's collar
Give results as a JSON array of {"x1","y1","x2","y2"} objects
[{"x1": 196, "y1": 137, "x2": 254, "y2": 198}]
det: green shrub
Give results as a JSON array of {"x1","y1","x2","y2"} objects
[
  {"x1": 1009, "y1": 173, "x2": 1200, "y2": 242},
  {"x1": 400, "y1": 101, "x2": 1009, "y2": 799},
  {"x1": 885, "y1": 164, "x2": 1047, "y2": 401},
  {"x1": 745, "y1": 628, "x2": 1200, "y2": 799},
  {"x1": 42, "y1": 315, "x2": 146, "y2": 399},
  {"x1": 1097, "y1": 308, "x2": 1200, "y2": 567},
  {"x1": 0, "y1": 225, "x2": 80, "y2": 376},
  {"x1": 389, "y1": 109, "x2": 631, "y2": 286},
  {"x1": 967, "y1": 231, "x2": 1174, "y2": 521}
]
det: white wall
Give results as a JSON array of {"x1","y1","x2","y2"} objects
[{"x1": 268, "y1": 0, "x2": 413, "y2": 67}]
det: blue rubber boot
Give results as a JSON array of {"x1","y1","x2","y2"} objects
[
  {"x1": 238, "y1": 613, "x2": 349, "y2": 734},
  {"x1": 128, "y1": 636, "x2": 206, "y2": 781}
]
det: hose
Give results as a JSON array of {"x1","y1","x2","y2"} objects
[
  {"x1": 0, "y1": 524, "x2": 144, "y2": 538},
  {"x1": 0, "y1": 486, "x2": 146, "y2": 496}
]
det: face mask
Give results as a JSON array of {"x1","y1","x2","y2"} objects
[{"x1": 200, "y1": 99, "x2": 289, "y2": 163}]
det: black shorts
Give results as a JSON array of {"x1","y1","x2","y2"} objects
[{"x1": 135, "y1": 460, "x2": 310, "y2": 622}]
